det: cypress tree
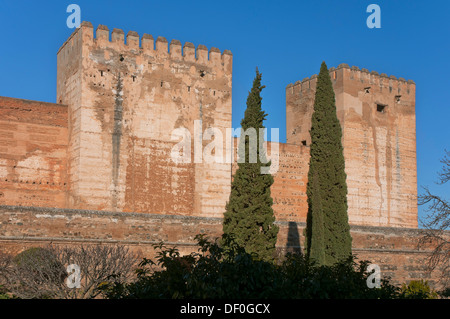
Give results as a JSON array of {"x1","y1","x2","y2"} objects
[
  {"x1": 222, "y1": 69, "x2": 279, "y2": 262},
  {"x1": 305, "y1": 61, "x2": 352, "y2": 266},
  {"x1": 306, "y1": 171, "x2": 325, "y2": 265}
]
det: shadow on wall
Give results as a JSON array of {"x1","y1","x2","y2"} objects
[{"x1": 286, "y1": 221, "x2": 302, "y2": 254}]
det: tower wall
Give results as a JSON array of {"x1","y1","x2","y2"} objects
[
  {"x1": 286, "y1": 64, "x2": 417, "y2": 228},
  {"x1": 57, "y1": 22, "x2": 233, "y2": 217},
  {"x1": 231, "y1": 138, "x2": 310, "y2": 223},
  {"x1": 0, "y1": 97, "x2": 68, "y2": 208}
]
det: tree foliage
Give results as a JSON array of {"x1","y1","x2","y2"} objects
[
  {"x1": 305, "y1": 61, "x2": 352, "y2": 266},
  {"x1": 222, "y1": 68, "x2": 278, "y2": 262},
  {"x1": 100, "y1": 234, "x2": 416, "y2": 299}
]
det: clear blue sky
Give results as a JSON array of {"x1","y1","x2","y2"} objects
[{"x1": 0, "y1": 0, "x2": 449, "y2": 224}]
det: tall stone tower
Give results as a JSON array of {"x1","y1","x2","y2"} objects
[
  {"x1": 286, "y1": 64, "x2": 417, "y2": 228},
  {"x1": 56, "y1": 22, "x2": 233, "y2": 217}
]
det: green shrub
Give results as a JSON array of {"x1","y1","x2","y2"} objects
[
  {"x1": 400, "y1": 280, "x2": 439, "y2": 299},
  {"x1": 100, "y1": 234, "x2": 403, "y2": 299}
]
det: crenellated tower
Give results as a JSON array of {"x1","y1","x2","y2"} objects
[
  {"x1": 57, "y1": 22, "x2": 233, "y2": 217},
  {"x1": 286, "y1": 64, "x2": 417, "y2": 227}
]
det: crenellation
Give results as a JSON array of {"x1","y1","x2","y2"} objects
[
  {"x1": 141, "y1": 33, "x2": 154, "y2": 52},
  {"x1": 96, "y1": 25, "x2": 109, "y2": 43},
  {"x1": 196, "y1": 44, "x2": 208, "y2": 64},
  {"x1": 209, "y1": 47, "x2": 221, "y2": 66},
  {"x1": 126, "y1": 31, "x2": 139, "y2": 49},
  {"x1": 169, "y1": 39, "x2": 182, "y2": 59},
  {"x1": 337, "y1": 65, "x2": 416, "y2": 96},
  {"x1": 183, "y1": 42, "x2": 195, "y2": 61},
  {"x1": 111, "y1": 28, "x2": 125, "y2": 44},
  {"x1": 155, "y1": 36, "x2": 168, "y2": 53},
  {"x1": 69, "y1": 23, "x2": 232, "y2": 70}
]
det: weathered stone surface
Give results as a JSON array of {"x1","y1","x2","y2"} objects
[
  {"x1": 0, "y1": 97, "x2": 68, "y2": 208},
  {"x1": 56, "y1": 22, "x2": 232, "y2": 217}
]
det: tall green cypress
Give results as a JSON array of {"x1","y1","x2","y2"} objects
[
  {"x1": 222, "y1": 69, "x2": 279, "y2": 262},
  {"x1": 306, "y1": 171, "x2": 325, "y2": 264},
  {"x1": 305, "y1": 61, "x2": 352, "y2": 266}
]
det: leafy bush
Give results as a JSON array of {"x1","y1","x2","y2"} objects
[
  {"x1": 400, "y1": 280, "x2": 439, "y2": 299},
  {"x1": 438, "y1": 287, "x2": 450, "y2": 298},
  {"x1": 100, "y1": 234, "x2": 402, "y2": 299}
]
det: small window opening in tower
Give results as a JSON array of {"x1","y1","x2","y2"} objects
[
  {"x1": 301, "y1": 140, "x2": 307, "y2": 146},
  {"x1": 161, "y1": 81, "x2": 164, "y2": 88},
  {"x1": 364, "y1": 87, "x2": 371, "y2": 94},
  {"x1": 188, "y1": 86, "x2": 191, "y2": 92},
  {"x1": 377, "y1": 104, "x2": 386, "y2": 113},
  {"x1": 132, "y1": 75, "x2": 136, "y2": 82},
  {"x1": 119, "y1": 54, "x2": 124, "y2": 62},
  {"x1": 100, "y1": 70, "x2": 104, "y2": 77},
  {"x1": 199, "y1": 70, "x2": 205, "y2": 77}
]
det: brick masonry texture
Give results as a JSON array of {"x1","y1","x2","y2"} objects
[
  {"x1": 0, "y1": 205, "x2": 447, "y2": 288},
  {"x1": 0, "y1": 97, "x2": 68, "y2": 208},
  {"x1": 0, "y1": 22, "x2": 445, "y2": 288}
]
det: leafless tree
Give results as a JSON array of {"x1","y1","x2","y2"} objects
[
  {"x1": 0, "y1": 244, "x2": 139, "y2": 299},
  {"x1": 418, "y1": 149, "x2": 450, "y2": 288}
]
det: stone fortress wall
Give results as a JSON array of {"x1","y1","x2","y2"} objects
[{"x1": 0, "y1": 22, "x2": 447, "y2": 287}]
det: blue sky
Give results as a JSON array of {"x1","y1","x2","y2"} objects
[{"x1": 0, "y1": 0, "x2": 449, "y2": 224}]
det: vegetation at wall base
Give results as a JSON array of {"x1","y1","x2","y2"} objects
[{"x1": 98, "y1": 234, "x2": 438, "y2": 299}]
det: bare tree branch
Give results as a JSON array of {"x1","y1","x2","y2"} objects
[
  {"x1": 0, "y1": 244, "x2": 139, "y2": 299},
  {"x1": 418, "y1": 150, "x2": 450, "y2": 289}
]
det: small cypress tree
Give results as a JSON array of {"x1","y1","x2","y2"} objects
[
  {"x1": 222, "y1": 68, "x2": 279, "y2": 262},
  {"x1": 305, "y1": 61, "x2": 352, "y2": 266}
]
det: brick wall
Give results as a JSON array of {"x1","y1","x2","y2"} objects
[
  {"x1": 0, "y1": 97, "x2": 68, "y2": 208},
  {"x1": 0, "y1": 205, "x2": 446, "y2": 288}
]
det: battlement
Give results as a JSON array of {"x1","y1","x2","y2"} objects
[
  {"x1": 286, "y1": 63, "x2": 415, "y2": 95},
  {"x1": 58, "y1": 21, "x2": 232, "y2": 70}
]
